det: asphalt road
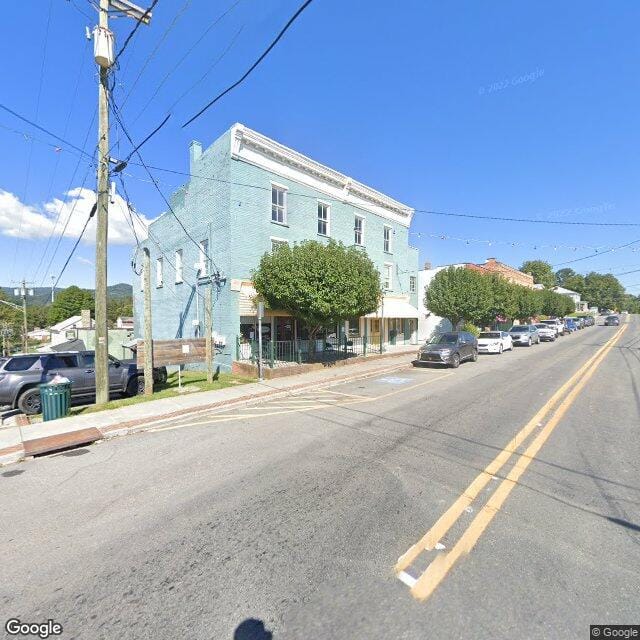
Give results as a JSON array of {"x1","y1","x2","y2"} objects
[{"x1": 1, "y1": 318, "x2": 639, "y2": 640}]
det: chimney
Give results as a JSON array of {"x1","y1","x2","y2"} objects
[
  {"x1": 189, "y1": 140, "x2": 202, "y2": 170},
  {"x1": 81, "y1": 309, "x2": 91, "y2": 329},
  {"x1": 423, "y1": 261, "x2": 432, "y2": 270}
]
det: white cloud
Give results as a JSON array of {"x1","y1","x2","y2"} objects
[{"x1": 0, "y1": 187, "x2": 150, "y2": 245}]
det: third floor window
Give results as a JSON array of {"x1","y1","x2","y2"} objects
[
  {"x1": 354, "y1": 215, "x2": 364, "y2": 245},
  {"x1": 317, "y1": 202, "x2": 330, "y2": 236},
  {"x1": 383, "y1": 225, "x2": 392, "y2": 253}
]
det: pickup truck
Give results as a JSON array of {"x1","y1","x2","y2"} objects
[{"x1": 0, "y1": 351, "x2": 167, "y2": 415}]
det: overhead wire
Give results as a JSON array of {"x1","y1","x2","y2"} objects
[
  {"x1": 113, "y1": 0, "x2": 158, "y2": 64},
  {"x1": 130, "y1": 0, "x2": 244, "y2": 123},
  {"x1": 182, "y1": 0, "x2": 315, "y2": 128}
]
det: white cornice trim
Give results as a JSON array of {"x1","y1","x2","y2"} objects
[{"x1": 229, "y1": 123, "x2": 414, "y2": 226}]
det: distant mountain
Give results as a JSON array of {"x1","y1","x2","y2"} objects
[{"x1": 1, "y1": 283, "x2": 133, "y2": 306}]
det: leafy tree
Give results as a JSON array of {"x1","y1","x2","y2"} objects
[
  {"x1": 48, "y1": 286, "x2": 95, "y2": 324},
  {"x1": 425, "y1": 266, "x2": 493, "y2": 327},
  {"x1": 514, "y1": 285, "x2": 542, "y2": 321},
  {"x1": 252, "y1": 240, "x2": 380, "y2": 339},
  {"x1": 540, "y1": 289, "x2": 575, "y2": 317},
  {"x1": 107, "y1": 296, "x2": 133, "y2": 326},
  {"x1": 581, "y1": 272, "x2": 624, "y2": 310},
  {"x1": 484, "y1": 274, "x2": 518, "y2": 324},
  {"x1": 520, "y1": 260, "x2": 556, "y2": 289},
  {"x1": 555, "y1": 268, "x2": 576, "y2": 287},
  {"x1": 562, "y1": 273, "x2": 585, "y2": 296}
]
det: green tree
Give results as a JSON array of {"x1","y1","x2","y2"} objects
[
  {"x1": 252, "y1": 240, "x2": 380, "y2": 338},
  {"x1": 555, "y1": 268, "x2": 576, "y2": 287},
  {"x1": 48, "y1": 286, "x2": 95, "y2": 324},
  {"x1": 484, "y1": 274, "x2": 518, "y2": 324},
  {"x1": 562, "y1": 273, "x2": 585, "y2": 296},
  {"x1": 520, "y1": 260, "x2": 556, "y2": 289},
  {"x1": 581, "y1": 272, "x2": 624, "y2": 310},
  {"x1": 107, "y1": 296, "x2": 133, "y2": 326},
  {"x1": 514, "y1": 285, "x2": 542, "y2": 321},
  {"x1": 425, "y1": 266, "x2": 493, "y2": 327}
]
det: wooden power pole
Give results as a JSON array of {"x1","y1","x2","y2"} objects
[
  {"x1": 205, "y1": 283, "x2": 213, "y2": 383},
  {"x1": 142, "y1": 248, "x2": 153, "y2": 396},
  {"x1": 93, "y1": 0, "x2": 153, "y2": 405}
]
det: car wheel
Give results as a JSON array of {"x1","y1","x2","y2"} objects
[
  {"x1": 499, "y1": 344, "x2": 503, "y2": 354},
  {"x1": 450, "y1": 353, "x2": 460, "y2": 368},
  {"x1": 471, "y1": 349, "x2": 478, "y2": 362},
  {"x1": 527, "y1": 338, "x2": 532, "y2": 347},
  {"x1": 18, "y1": 388, "x2": 42, "y2": 415},
  {"x1": 157, "y1": 369, "x2": 167, "y2": 385}
]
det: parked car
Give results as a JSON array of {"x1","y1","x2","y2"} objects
[
  {"x1": 477, "y1": 331, "x2": 513, "y2": 354},
  {"x1": 415, "y1": 331, "x2": 478, "y2": 368},
  {"x1": 0, "y1": 351, "x2": 167, "y2": 415},
  {"x1": 539, "y1": 319, "x2": 565, "y2": 337},
  {"x1": 563, "y1": 318, "x2": 578, "y2": 332},
  {"x1": 508, "y1": 325, "x2": 540, "y2": 347},
  {"x1": 577, "y1": 315, "x2": 595, "y2": 327},
  {"x1": 574, "y1": 317, "x2": 585, "y2": 329},
  {"x1": 533, "y1": 323, "x2": 557, "y2": 342},
  {"x1": 604, "y1": 315, "x2": 620, "y2": 326}
]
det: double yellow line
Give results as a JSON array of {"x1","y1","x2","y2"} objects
[{"x1": 395, "y1": 323, "x2": 628, "y2": 601}]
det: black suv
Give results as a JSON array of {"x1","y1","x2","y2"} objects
[{"x1": 0, "y1": 351, "x2": 167, "y2": 415}]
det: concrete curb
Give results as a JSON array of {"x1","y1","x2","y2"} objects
[{"x1": 0, "y1": 353, "x2": 414, "y2": 466}]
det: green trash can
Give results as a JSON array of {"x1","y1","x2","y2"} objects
[{"x1": 39, "y1": 382, "x2": 72, "y2": 421}]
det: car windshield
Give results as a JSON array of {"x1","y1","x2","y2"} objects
[
  {"x1": 541, "y1": 320, "x2": 556, "y2": 324},
  {"x1": 534, "y1": 324, "x2": 548, "y2": 329},
  {"x1": 510, "y1": 326, "x2": 527, "y2": 332},
  {"x1": 4, "y1": 356, "x2": 40, "y2": 371},
  {"x1": 428, "y1": 333, "x2": 458, "y2": 345},
  {"x1": 479, "y1": 332, "x2": 500, "y2": 339}
]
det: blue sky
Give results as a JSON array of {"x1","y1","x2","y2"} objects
[{"x1": 1, "y1": 0, "x2": 639, "y2": 293}]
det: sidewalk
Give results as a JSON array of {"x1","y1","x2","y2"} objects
[{"x1": 0, "y1": 347, "x2": 417, "y2": 466}]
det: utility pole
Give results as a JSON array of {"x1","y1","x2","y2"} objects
[
  {"x1": 205, "y1": 283, "x2": 213, "y2": 383},
  {"x1": 142, "y1": 248, "x2": 153, "y2": 396},
  {"x1": 92, "y1": 0, "x2": 152, "y2": 405},
  {"x1": 50, "y1": 274, "x2": 56, "y2": 303},
  {"x1": 11, "y1": 280, "x2": 33, "y2": 353}
]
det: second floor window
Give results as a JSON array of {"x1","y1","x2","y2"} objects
[
  {"x1": 199, "y1": 239, "x2": 208, "y2": 275},
  {"x1": 354, "y1": 215, "x2": 364, "y2": 245},
  {"x1": 383, "y1": 225, "x2": 392, "y2": 253},
  {"x1": 317, "y1": 202, "x2": 330, "y2": 236},
  {"x1": 410, "y1": 275, "x2": 416, "y2": 293},
  {"x1": 271, "y1": 185, "x2": 287, "y2": 224},
  {"x1": 156, "y1": 257, "x2": 163, "y2": 287},
  {"x1": 175, "y1": 249, "x2": 183, "y2": 283}
]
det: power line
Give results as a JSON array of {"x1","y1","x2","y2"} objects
[
  {"x1": 182, "y1": 0, "x2": 315, "y2": 128},
  {"x1": 53, "y1": 201, "x2": 97, "y2": 288},
  {"x1": 553, "y1": 237, "x2": 640, "y2": 267},
  {"x1": 113, "y1": 0, "x2": 158, "y2": 63},
  {"x1": 130, "y1": 0, "x2": 244, "y2": 123},
  {"x1": 0, "y1": 103, "x2": 94, "y2": 160},
  {"x1": 109, "y1": 99, "x2": 222, "y2": 275},
  {"x1": 119, "y1": 0, "x2": 192, "y2": 110}
]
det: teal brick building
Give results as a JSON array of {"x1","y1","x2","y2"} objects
[{"x1": 134, "y1": 124, "x2": 420, "y2": 371}]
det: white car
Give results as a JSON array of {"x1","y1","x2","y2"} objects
[
  {"x1": 539, "y1": 318, "x2": 564, "y2": 337},
  {"x1": 477, "y1": 331, "x2": 513, "y2": 354},
  {"x1": 534, "y1": 323, "x2": 557, "y2": 342}
]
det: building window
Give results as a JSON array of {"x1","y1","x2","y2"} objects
[
  {"x1": 271, "y1": 184, "x2": 287, "y2": 224},
  {"x1": 347, "y1": 317, "x2": 360, "y2": 337},
  {"x1": 199, "y1": 239, "x2": 208, "y2": 275},
  {"x1": 175, "y1": 249, "x2": 183, "y2": 283},
  {"x1": 409, "y1": 275, "x2": 416, "y2": 293},
  {"x1": 370, "y1": 318, "x2": 381, "y2": 334},
  {"x1": 270, "y1": 237, "x2": 288, "y2": 252},
  {"x1": 317, "y1": 202, "x2": 330, "y2": 236},
  {"x1": 383, "y1": 225, "x2": 392, "y2": 253},
  {"x1": 354, "y1": 215, "x2": 364, "y2": 245},
  {"x1": 156, "y1": 257, "x2": 163, "y2": 287},
  {"x1": 383, "y1": 263, "x2": 393, "y2": 291}
]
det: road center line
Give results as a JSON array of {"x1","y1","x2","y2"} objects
[
  {"x1": 400, "y1": 325, "x2": 628, "y2": 601},
  {"x1": 395, "y1": 326, "x2": 627, "y2": 575}
]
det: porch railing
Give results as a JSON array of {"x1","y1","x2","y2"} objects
[{"x1": 235, "y1": 336, "x2": 383, "y2": 368}]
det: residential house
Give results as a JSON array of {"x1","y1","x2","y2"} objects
[
  {"x1": 116, "y1": 316, "x2": 134, "y2": 330},
  {"x1": 133, "y1": 124, "x2": 420, "y2": 372},
  {"x1": 553, "y1": 286, "x2": 588, "y2": 312}
]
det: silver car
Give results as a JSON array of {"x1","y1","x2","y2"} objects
[
  {"x1": 508, "y1": 325, "x2": 540, "y2": 347},
  {"x1": 534, "y1": 323, "x2": 557, "y2": 342}
]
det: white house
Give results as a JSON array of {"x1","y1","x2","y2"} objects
[{"x1": 553, "y1": 286, "x2": 588, "y2": 312}]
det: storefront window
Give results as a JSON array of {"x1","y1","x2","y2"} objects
[{"x1": 348, "y1": 317, "x2": 360, "y2": 337}]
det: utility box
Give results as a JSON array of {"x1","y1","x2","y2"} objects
[{"x1": 93, "y1": 26, "x2": 115, "y2": 68}]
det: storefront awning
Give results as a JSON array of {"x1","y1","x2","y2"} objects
[{"x1": 365, "y1": 298, "x2": 420, "y2": 319}]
